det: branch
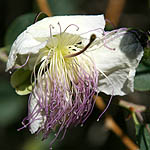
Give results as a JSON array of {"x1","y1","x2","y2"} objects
[
  {"x1": 36, "y1": 0, "x2": 52, "y2": 16},
  {"x1": 94, "y1": 96, "x2": 139, "y2": 150},
  {"x1": 105, "y1": 0, "x2": 126, "y2": 26},
  {"x1": 105, "y1": 115, "x2": 139, "y2": 150}
]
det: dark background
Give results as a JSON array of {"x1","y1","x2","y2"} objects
[
  {"x1": 0, "y1": 0, "x2": 150, "y2": 47},
  {"x1": 0, "y1": 0, "x2": 150, "y2": 150}
]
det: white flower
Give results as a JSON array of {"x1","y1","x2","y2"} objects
[{"x1": 6, "y1": 15, "x2": 143, "y2": 145}]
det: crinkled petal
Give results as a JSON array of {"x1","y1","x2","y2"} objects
[
  {"x1": 6, "y1": 31, "x2": 47, "y2": 71},
  {"x1": 87, "y1": 30, "x2": 143, "y2": 95},
  {"x1": 28, "y1": 94, "x2": 44, "y2": 134},
  {"x1": 26, "y1": 15, "x2": 105, "y2": 39},
  {"x1": 6, "y1": 15, "x2": 105, "y2": 72}
]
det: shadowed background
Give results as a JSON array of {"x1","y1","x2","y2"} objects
[{"x1": 0, "y1": 0, "x2": 150, "y2": 150}]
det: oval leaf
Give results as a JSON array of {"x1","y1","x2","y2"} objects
[
  {"x1": 11, "y1": 68, "x2": 32, "y2": 95},
  {"x1": 134, "y1": 73, "x2": 150, "y2": 91}
]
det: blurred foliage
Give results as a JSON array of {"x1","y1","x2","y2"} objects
[
  {"x1": 4, "y1": 13, "x2": 36, "y2": 46},
  {"x1": 47, "y1": 0, "x2": 81, "y2": 15},
  {"x1": 0, "y1": 45, "x2": 11, "y2": 55},
  {"x1": 22, "y1": 134, "x2": 58, "y2": 150},
  {"x1": 134, "y1": 63, "x2": 150, "y2": 91},
  {"x1": 136, "y1": 124, "x2": 150, "y2": 150},
  {"x1": 143, "y1": 48, "x2": 150, "y2": 65},
  {"x1": 11, "y1": 68, "x2": 32, "y2": 95},
  {"x1": 0, "y1": 0, "x2": 150, "y2": 150},
  {"x1": 0, "y1": 77, "x2": 25, "y2": 127}
]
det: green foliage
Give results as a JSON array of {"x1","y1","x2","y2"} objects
[
  {"x1": 0, "y1": 77, "x2": 25, "y2": 126},
  {"x1": 1, "y1": 1, "x2": 150, "y2": 149},
  {"x1": 0, "y1": 45, "x2": 11, "y2": 54},
  {"x1": 4, "y1": 13, "x2": 36, "y2": 46},
  {"x1": 134, "y1": 72, "x2": 150, "y2": 91},
  {"x1": 134, "y1": 46, "x2": 150, "y2": 92},
  {"x1": 134, "y1": 52, "x2": 150, "y2": 91},
  {"x1": 136, "y1": 124, "x2": 150, "y2": 150},
  {"x1": 143, "y1": 48, "x2": 150, "y2": 66},
  {"x1": 22, "y1": 134, "x2": 58, "y2": 150},
  {"x1": 47, "y1": 0, "x2": 81, "y2": 15},
  {"x1": 11, "y1": 68, "x2": 32, "y2": 95}
]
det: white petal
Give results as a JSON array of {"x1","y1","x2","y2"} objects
[
  {"x1": 88, "y1": 30, "x2": 143, "y2": 95},
  {"x1": 6, "y1": 15, "x2": 105, "y2": 71},
  {"x1": 6, "y1": 31, "x2": 47, "y2": 71},
  {"x1": 28, "y1": 94, "x2": 44, "y2": 134},
  {"x1": 26, "y1": 15, "x2": 105, "y2": 39}
]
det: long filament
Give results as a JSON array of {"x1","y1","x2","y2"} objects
[
  {"x1": 97, "y1": 68, "x2": 114, "y2": 121},
  {"x1": 14, "y1": 55, "x2": 30, "y2": 69}
]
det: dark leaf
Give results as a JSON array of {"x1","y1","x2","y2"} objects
[{"x1": 136, "y1": 124, "x2": 150, "y2": 150}]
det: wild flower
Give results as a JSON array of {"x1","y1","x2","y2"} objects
[{"x1": 6, "y1": 15, "x2": 143, "y2": 147}]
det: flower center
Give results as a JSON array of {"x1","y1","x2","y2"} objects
[
  {"x1": 29, "y1": 31, "x2": 98, "y2": 142},
  {"x1": 35, "y1": 32, "x2": 87, "y2": 87}
]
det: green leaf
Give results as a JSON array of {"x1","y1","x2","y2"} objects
[
  {"x1": 134, "y1": 73, "x2": 150, "y2": 91},
  {"x1": 0, "y1": 78, "x2": 26, "y2": 126},
  {"x1": 136, "y1": 63, "x2": 150, "y2": 73},
  {"x1": 142, "y1": 48, "x2": 150, "y2": 66},
  {"x1": 134, "y1": 63, "x2": 150, "y2": 91},
  {"x1": 4, "y1": 13, "x2": 36, "y2": 46},
  {"x1": 11, "y1": 68, "x2": 32, "y2": 95},
  {"x1": 16, "y1": 83, "x2": 33, "y2": 95},
  {"x1": 136, "y1": 124, "x2": 150, "y2": 150}
]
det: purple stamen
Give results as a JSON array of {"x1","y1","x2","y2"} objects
[
  {"x1": 22, "y1": 58, "x2": 98, "y2": 147},
  {"x1": 63, "y1": 24, "x2": 79, "y2": 33},
  {"x1": 17, "y1": 27, "x2": 126, "y2": 148}
]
